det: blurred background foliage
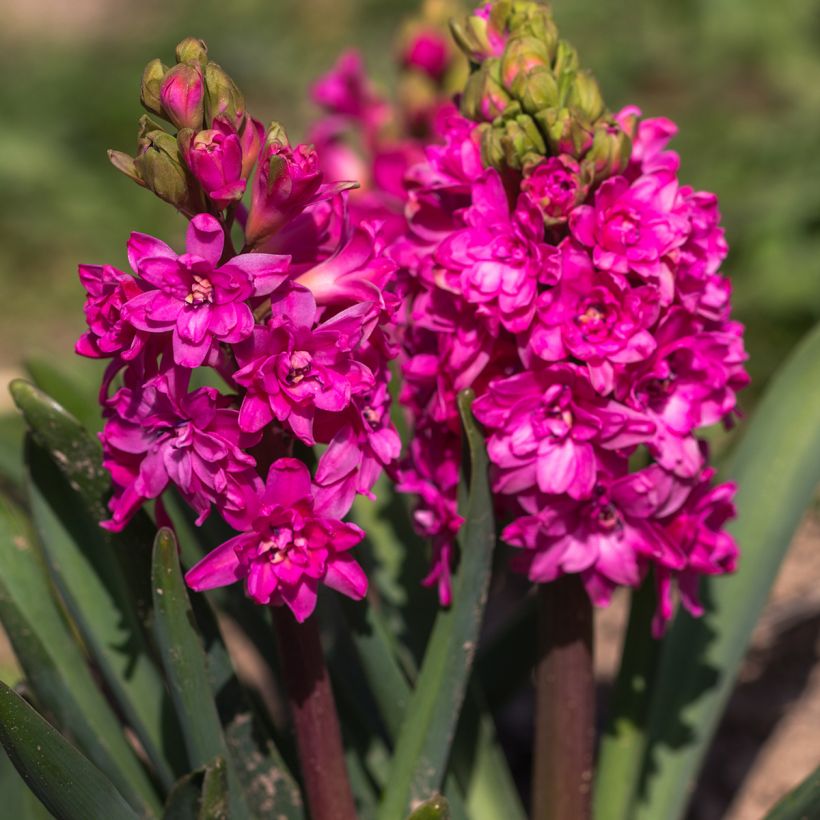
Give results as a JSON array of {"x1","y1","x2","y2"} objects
[{"x1": 1, "y1": 0, "x2": 819, "y2": 394}]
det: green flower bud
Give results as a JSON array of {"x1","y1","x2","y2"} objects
[
  {"x1": 140, "y1": 58, "x2": 167, "y2": 118},
  {"x1": 500, "y1": 35, "x2": 550, "y2": 89},
  {"x1": 507, "y1": 0, "x2": 558, "y2": 57},
  {"x1": 175, "y1": 37, "x2": 208, "y2": 66},
  {"x1": 133, "y1": 123, "x2": 201, "y2": 214},
  {"x1": 482, "y1": 113, "x2": 546, "y2": 170},
  {"x1": 535, "y1": 106, "x2": 594, "y2": 157},
  {"x1": 568, "y1": 70, "x2": 605, "y2": 123},
  {"x1": 510, "y1": 65, "x2": 559, "y2": 114},
  {"x1": 461, "y1": 60, "x2": 512, "y2": 122},
  {"x1": 204, "y1": 61, "x2": 245, "y2": 127},
  {"x1": 583, "y1": 122, "x2": 633, "y2": 183},
  {"x1": 552, "y1": 40, "x2": 579, "y2": 79}
]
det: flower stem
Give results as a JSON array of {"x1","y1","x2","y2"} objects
[
  {"x1": 532, "y1": 575, "x2": 595, "y2": 820},
  {"x1": 272, "y1": 605, "x2": 357, "y2": 820}
]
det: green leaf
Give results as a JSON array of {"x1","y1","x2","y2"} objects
[
  {"x1": 634, "y1": 321, "x2": 820, "y2": 820},
  {"x1": 377, "y1": 390, "x2": 498, "y2": 819},
  {"x1": 0, "y1": 681, "x2": 142, "y2": 820},
  {"x1": 0, "y1": 412, "x2": 25, "y2": 488},
  {"x1": 593, "y1": 579, "x2": 662, "y2": 820},
  {"x1": 198, "y1": 757, "x2": 229, "y2": 820},
  {"x1": 407, "y1": 794, "x2": 450, "y2": 820},
  {"x1": 24, "y1": 357, "x2": 103, "y2": 434},
  {"x1": 151, "y1": 528, "x2": 250, "y2": 820},
  {"x1": 11, "y1": 379, "x2": 181, "y2": 786},
  {"x1": 0, "y1": 743, "x2": 52, "y2": 819},
  {"x1": 0, "y1": 492, "x2": 160, "y2": 816},
  {"x1": 764, "y1": 765, "x2": 820, "y2": 819},
  {"x1": 163, "y1": 770, "x2": 204, "y2": 820}
]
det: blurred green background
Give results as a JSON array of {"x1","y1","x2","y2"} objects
[{"x1": 1, "y1": 0, "x2": 819, "y2": 398}]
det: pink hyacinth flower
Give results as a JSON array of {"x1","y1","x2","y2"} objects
[
  {"x1": 233, "y1": 284, "x2": 376, "y2": 443},
  {"x1": 185, "y1": 458, "x2": 368, "y2": 621},
  {"x1": 122, "y1": 213, "x2": 290, "y2": 367},
  {"x1": 473, "y1": 364, "x2": 655, "y2": 500}
]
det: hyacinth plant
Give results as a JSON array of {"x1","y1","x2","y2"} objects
[{"x1": 0, "y1": 3, "x2": 819, "y2": 820}]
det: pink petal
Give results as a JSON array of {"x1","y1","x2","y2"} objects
[
  {"x1": 324, "y1": 555, "x2": 368, "y2": 599},
  {"x1": 185, "y1": 536, "x2": 247, "y2": 590},
  {"x1": 264, "y1": 458, "x2": 312, "y2": 507},
  {"x1": 186, "y1": 214, "x2": 225, "y2": 266}
]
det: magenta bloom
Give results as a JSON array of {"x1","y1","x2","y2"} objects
[
  {"x1": 436, "y1": 170, "x2": 553, "y2": 333},
  {"x1": 182, "y1": 125, "x2": 246, "y2": 208},
  {"x1": 245, "y1": 139, "x2": 353, "y2": 249},
  {"x1": 521, "y1": 155, "x2": 588, "y2": 225},
  {"x1": 655, "y1": 471, "x2": 738, "y2": 634},
  {"x1": 101, "y1": 369, "x2": 261, "y2": 532},
  {"x1": 474, "y1": 365, "x2": 654, "y2": 499},
  {"x1": 528, "y1": 243, "x2": 659, "y2": 394},
  {"x1": 76, "y1": 264, "x2": 145, "y2": 360},
  {"x1": 185, "y1": 459, "x2": 367, "y2": 622},
  {"x1": 622, "y1": 308, "x2": 749, "y2": 476},
  {"x1": 403, "y1": 31, "x2": 450, "y2": 80},
  {"x1": 505, "y1": 466, "x2": 689, "y2": 607},
  {"x1": 122, "y1": 214, "x2": 290, "y2": 367},
  {"x1": 570, "y1": 173, "x2": 688, "y2": 302},
  {"x1": 233, "y1": 285, "x2": 375, "y2": 443}
]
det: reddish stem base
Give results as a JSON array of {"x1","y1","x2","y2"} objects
[
  {"x1": 272, "y1": 606, "x2": 356, "y2": 820},
  {"x1": 532, "y1": 576, "x2": 595, "y2": 820}
]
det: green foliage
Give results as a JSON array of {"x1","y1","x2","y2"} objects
[{"x1": 0, "y1": 383, "x2": 516, "y2": 819}]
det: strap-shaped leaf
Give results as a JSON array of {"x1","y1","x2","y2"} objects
[
  {"x1": 0, "y1": 493, "x2": 159, "y2": 816},
  {"x1": 633, "y1": 321, "x2": 820, "y2": 820},
  {"x1": 0, "y1": 681, "x2": 142, "y2": 820},
  {"x1": 12, "y1": 380, "x2": 180, "y2": 786},
  {"x1": 152, "y1": 528, "x2": 252, "y2": 820},
  {"x1": 764, "y1": 765, "x2": 820, "y2": 819},
  {"x1": 24, "y1": 357, "x2": 103, "y2": 434},
  {"x1": 0, "y1": 729, "x2": 55, "y2": 819},
  {"x1": 377, "y1": 390, "x2": 497, "y2": 819}
]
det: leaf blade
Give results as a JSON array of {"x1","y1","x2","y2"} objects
[
  {"x1": 377, "y1": 390, "x2": 497, "y2": 819},
  {"x1": 634, "y1": 321, "x2": 820, "y2": 820},
  {"x1": 0, "y1": 681, "x2": 142, "y2": 820}
]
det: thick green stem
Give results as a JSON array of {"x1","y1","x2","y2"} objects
[
  {"x1": 532, "y1": 576, "x2": 595, "y2": 820},
  {"x1": 273, "y1": 606, "x2": 356, "y2": 820}
]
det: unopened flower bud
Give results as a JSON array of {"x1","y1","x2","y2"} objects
[
  {"x1": 583, "y1": 121, "x2": 632, "y2": 183},
  {"x1": 236, "y1": 114, "x2": 265, "y2": 180},
  {"x1": 140, "y1": 58, "x2": 167, "y2": 117},
  {"x1": 449, "y1": 4, "x2": 507, "y2": 62},
  {"x1": 535, "y1": 106, "x2": 594, "y2": 157},
  {"x1": 507, "y1": 0, "x2": 558, "y2": 53},
  {"x1": 179, "y1": 125, "x2": 245, "y2": 209},
  {"x1": 511, "y1": 65, "x2": 559, "y2": 114},
  {"x1": 552, "y1": 40, "x2": 579, "y2": 79},
  {"x1": 133, "y1": 122, "x2": 200, "y2": 213},
  {"x1": 159, "y1": 63, "x2": 205, "y2": 130},
  {"x1": 461, "y1": 61, "x2": 511, "y2": 122},
  {"x1": 245, "y1": 128, "x2": 324, "y2": 247},
  {"x1": 402, "y1": 29, "x2": 450, "y2": 81},
  {"x1": 204, "y1": 61, "x2": 245, "y2": 127},
  {"x1": 569, "y1": 70, "x2": 605, "y2": 123},
  {"x1": 500, "y1": 35, "x2": 551, "y2": 89},
  {"x1": 175, "y1": 37, "x2": 208, "y2": 66},
  {"x1": 481, "y1": 113, "x2": 546, "y2": 170}
]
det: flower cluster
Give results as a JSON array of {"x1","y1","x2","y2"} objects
[
  {"x1": 78, "y1": 39, "x2": 400, "y2": 622},
  {"x1": 376, "y1": 1, "x2": 747, "y2": 632}
]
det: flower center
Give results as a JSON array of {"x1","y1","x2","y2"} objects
[
  {"x1": 362, "y1": 405, "x2": 380, "y2": 428},
  {"x1": 185, "y1": 274, "x2": 214, "y2": 305},
  {"x1": 286, "y1": 350, "x2": 313, "y2": 385},
  {"x1": 259, "y1": 527, "x2": 306, "y2": 562}
]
